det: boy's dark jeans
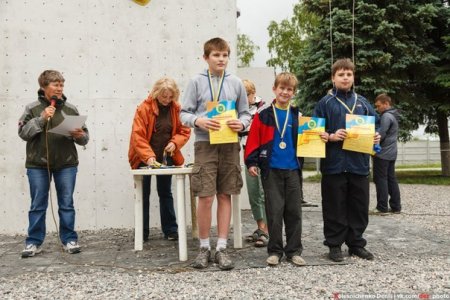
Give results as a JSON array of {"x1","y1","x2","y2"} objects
[
  {"x1": 262, "y1": 169, "x2": 303, "y2": 258},
  {"x1": 373, "y1": 157, "x2": 401, "y2": 212}
]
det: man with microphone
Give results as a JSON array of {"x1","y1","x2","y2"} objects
[{"x1": 18, "y1": 70, "x2": 89, "y2": 257}]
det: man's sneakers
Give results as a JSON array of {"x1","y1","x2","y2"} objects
[
  {"x1": 165, "y1": 232, "x2": 179, "y2": 241},
  {"x1": 286, "y1": 255, "x2": 306, "y2": 266},
  {"x1": 63, "y1": 241, "x2": 81, "y2": 254},
  {"x1": 349, "y1": 247, "x2": 374, "y2": 260},
  {"x1": 369, "y1": 208, "x2": 389, "y2": 216},
  {"x1": 21, "y1": 244, "x2": 42, "y2": 258},
  {"x1": 328, "y1": 246, "x2": 344, "y2": 262},
  {"x1": 214, "y1": 249, "x2": 234, "y2": 270}
]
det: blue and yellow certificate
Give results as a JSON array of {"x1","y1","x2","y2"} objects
[
  {"x1": 342, "y1": 114, "x2": 375, "y2": 154},
  {"x1": 297, "y1": 116, "x2": 326, "y2": 158},
  {"x1": 206, "y1": 100, "x2": 238, "y2": 144}
]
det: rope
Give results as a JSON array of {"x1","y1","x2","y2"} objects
[
  {"x1": 329, "y1": 0, "x2": 333, "y2": 67},
  {"x1": 352, "y1": 0, "x2": 355, "y2": 64}
]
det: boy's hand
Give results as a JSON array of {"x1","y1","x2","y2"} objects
[
  {"x1": 248, "y1": 166, "x2": 259, "y2": 177},
  {"x1": 319, "y1": 132, "x2": 329, "y2": 143},
  {"x1": 330, "y1": 129, "x2": 347, "y2": 142},
  {"x1": 373, "y1": 132, "x2": 381, "y2": 144},
  {"x1": 195, "y1": 117, "x2": 221, "y2": 131},
  {"x1": 226, "y1": 119, "x2": 244, "y2": 132}
]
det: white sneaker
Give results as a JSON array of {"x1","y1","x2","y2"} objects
[
  {"x1": 64, "y1": 241, "x2": 81, "y2": 254},
  {"x1": 21, "y1": 244, "x2": 42, "y2": 258},
  {"x1": 266, "y1": 255, "x2": 280, "y2": 266}
]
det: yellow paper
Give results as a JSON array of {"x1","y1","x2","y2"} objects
[
  {"x1": 342, "y1": 114, "x2": 375, "y2": 154},
  {"x1": 207, "y1": 100, "x2": 238, "y2": 144},
  {"x1": 297, "y1": 117, "x2": 326, "y2": 158}
]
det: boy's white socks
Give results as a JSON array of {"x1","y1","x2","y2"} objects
[
  {"x1": 200, "y1": 238, "x2": 210, "y2": 250},
  {"x1": 216, "y1": 238, "x2": 227, "y2": 251}
]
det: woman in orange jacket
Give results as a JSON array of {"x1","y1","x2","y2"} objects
[{"x1": 128, "y1": 77, "x2": 191, "y2": 241}]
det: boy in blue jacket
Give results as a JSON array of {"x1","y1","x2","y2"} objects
[
  {"x1": 245, "y1": 72, "x2": 328, "y2": 266},
  {"x1": 314, "y1": 58, "x2": 380, "y2": 262}
]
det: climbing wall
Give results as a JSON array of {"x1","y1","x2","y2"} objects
[{"x1": 0, "y1": 0, "x2": 239, "y2": 233}]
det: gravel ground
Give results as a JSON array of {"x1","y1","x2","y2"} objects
[{"x1": 1, "y1": 183, "x2": 449, "y2": 300}]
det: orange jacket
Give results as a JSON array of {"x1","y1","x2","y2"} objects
[{"x1": 128, "y1": 96, "x2": 191, "y2": 169}]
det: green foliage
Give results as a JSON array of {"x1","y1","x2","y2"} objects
[{"x1": 237, "y1": 34, "x2": 260, "y2": 67}]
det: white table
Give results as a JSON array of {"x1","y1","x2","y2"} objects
[{"x1": 131, "y1": 167, "x2": 242, "y2": 261}]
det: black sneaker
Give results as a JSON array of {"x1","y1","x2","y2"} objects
[
  {"x1": 349, "y1": 247, "x2": 374, "y2": 260},
  {"x1": 166, "y1": 232, "x2": 178, "y2": 241},
  {"x1": 329, "y1": 246, "x2": 344, "y2": 262}
]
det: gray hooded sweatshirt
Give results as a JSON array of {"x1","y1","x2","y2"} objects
[
  {"x1": 377, "y1": 108, "x2": 400, "y2": 160},
  {"x1": 180, "y1": 69, "x2": 251, "y2": 142}
]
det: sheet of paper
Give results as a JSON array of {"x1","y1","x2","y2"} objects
[
  {"x1": 207, "y1": 99, "x2": 238, "y2": 144},
  {"x1": 48, "y1": 114, "x2": 87, "y2": 137},
  {"x1": 297, "y1": 116, "x2": 326, "y2": 158},
  {"x1": 342, "y1": 114, "x2": 375, "y2": 154}
]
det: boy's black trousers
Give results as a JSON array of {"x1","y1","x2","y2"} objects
[{"x1": 321, "y1": 173, "x2": 369, "y2": 249}]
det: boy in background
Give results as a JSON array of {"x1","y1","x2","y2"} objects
[{"x1": 180, "y1": 37, "x2": 250, "y2": 270}]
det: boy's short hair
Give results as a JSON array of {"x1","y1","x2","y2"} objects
[
  {"x1": 204, "y1": 37, "x2": 230, "y2": 57},
  {"x1": 242, "y1": 79, "x2": 256, "y2": 95},
  {"x1": 150, "y1": 77, "x2": 180, "y2": 102},
  {"x1": 331, "y1": 58, "x2": 355, "y2": 77},
  {"x1": 274, "y1": 72, "x2": 298, "y2": 92},
  {"x1": 38, "y1": 70, "x2": 65, "y2": 88},
  {"x1": 375, "y1": 93, "x2": 392, "y2": 105}
]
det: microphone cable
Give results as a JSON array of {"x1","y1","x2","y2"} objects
[{"x1": 45, "y1": 116, "x2": 65, "y2": 251}]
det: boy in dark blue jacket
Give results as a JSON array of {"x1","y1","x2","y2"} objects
[
  {"x1": 314, "y1": 58, "x2": 380, "y2": 262},
  {"x1": 245, "y1": 72, "x2": 328, "y2": 266}
]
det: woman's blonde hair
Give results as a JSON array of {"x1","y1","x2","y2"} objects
[{"x1": 150, "y1": 77, "x2": 180, "y2": 102}]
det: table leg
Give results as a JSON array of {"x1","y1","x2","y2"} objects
[
  {"x1": 176, "y1": 174, "x2": 188, "y2": 261},
  {"x1": 188, "y1": 175, "x2": 198, "y2": 239},
  {"x1": 134, "y1": 175, "x2": 143, "y2": 251},
  {"x1": 232, "y1": 194, "x2": 242, "y2": 248}
]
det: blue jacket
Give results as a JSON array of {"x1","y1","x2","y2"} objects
[{"x1": 313, "y1": 88, "x2": 378, "y2": 176}]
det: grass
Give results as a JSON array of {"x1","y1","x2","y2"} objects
[
  {"x1": 396, "y1": 163, "x2": 441, "y2": 169},
  {"x1": 304, "y1": 169, "x2": 450, "y2": 185}
]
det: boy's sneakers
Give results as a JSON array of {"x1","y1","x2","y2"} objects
[
  {"x1": 21, "y1": 244, "x2": 42, "y2": 258},
  {"x1": 266, "y1": 255, "x2": 280, "y2": 266},
  {"x1": 64, "y1": 241, "x2": 81, "y2": 254},
  {"x1": 287, "y1": 255, "x2": 306, "y2": 266},
  {"x1": 214, "y1": 249, "x2": 234, "y2": 270},
  {"x1": 349, "y1": 247, "x2": 374, "y2": 260},
  {"x1": 328, "y1": 246, "x2": 344, "y2": 262},
  {"x1": 192, "y1": 247, "x2": 211, "y2": 269}
]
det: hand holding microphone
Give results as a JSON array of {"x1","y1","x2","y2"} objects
[{"x1": 41, "y1": 96, "x2": 58, "y2": 121}]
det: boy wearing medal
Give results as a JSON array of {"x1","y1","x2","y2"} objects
[
  {"x1": 180, "y1": 37, "x2": 250, "y2": 270},
  {"x1": 245, "y1": 72, "x2": 328, "y2": 266},
  {"x1": 313, "y1": 58, "x2": 380, "y2": 262}
]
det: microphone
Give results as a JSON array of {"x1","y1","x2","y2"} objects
[{"x1": 48, "y1": 96, "x2": 59, "y2": 121}]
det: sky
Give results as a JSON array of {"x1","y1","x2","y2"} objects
[{"x1": 236, "y1": 0, "x2": 299, "y2": 67}]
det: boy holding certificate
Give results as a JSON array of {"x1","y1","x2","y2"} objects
[
  {"x1": 314, "y1": 58, "x2": 380, "y2": 262},
  {"x1": 180, "y1": 37, "x2": 250, "y2": 270},
  {"x1": 245, "y1": 72, "x2": 328, "y2": 266}
]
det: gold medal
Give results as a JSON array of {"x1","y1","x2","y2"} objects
[{"x1": 279, "y1": 141, "x2": 286, "y2": 149}]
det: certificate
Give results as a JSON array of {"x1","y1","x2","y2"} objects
[
  {"x1": 297, "y1": 116, "x2": 326, "y2": 158},
  {"x1": 206, "y1": 100, "x2": 238, "y2": 144},
  {"x1": 342, "y1": 114, "x2": 375, "y2": 154},
  {"x1": 48, "y1": 113, "x2": 87, "y2": 137}
]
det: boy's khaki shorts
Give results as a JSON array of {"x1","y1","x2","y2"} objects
[{"x1": 191, "y1": 141, "x2": 243, "y2": 197}]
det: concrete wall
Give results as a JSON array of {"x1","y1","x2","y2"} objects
[
  {"x1": 237, "y1": 67, "x2": 276, "y2": 103},
  {"x1": 0, "y1": 0, "x2": 239, "y2": 234}
]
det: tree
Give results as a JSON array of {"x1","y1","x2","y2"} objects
[
  {"x1": 237, "y1": 34, "x2": 260, "y2": 67},
  {"x1": 270, "y1": 0, "x2": 450, "y2": 176}
]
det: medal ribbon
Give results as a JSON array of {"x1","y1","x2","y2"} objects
[
  {"x1": 329, "y1": 91, "x2": 358, "y2": 114},
  {"x1": 272, "y1": 103, "x2": 290, "y2": 143},
  {"x1": 207, "y1": 70, "x2": 225, "y2": 102}
]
